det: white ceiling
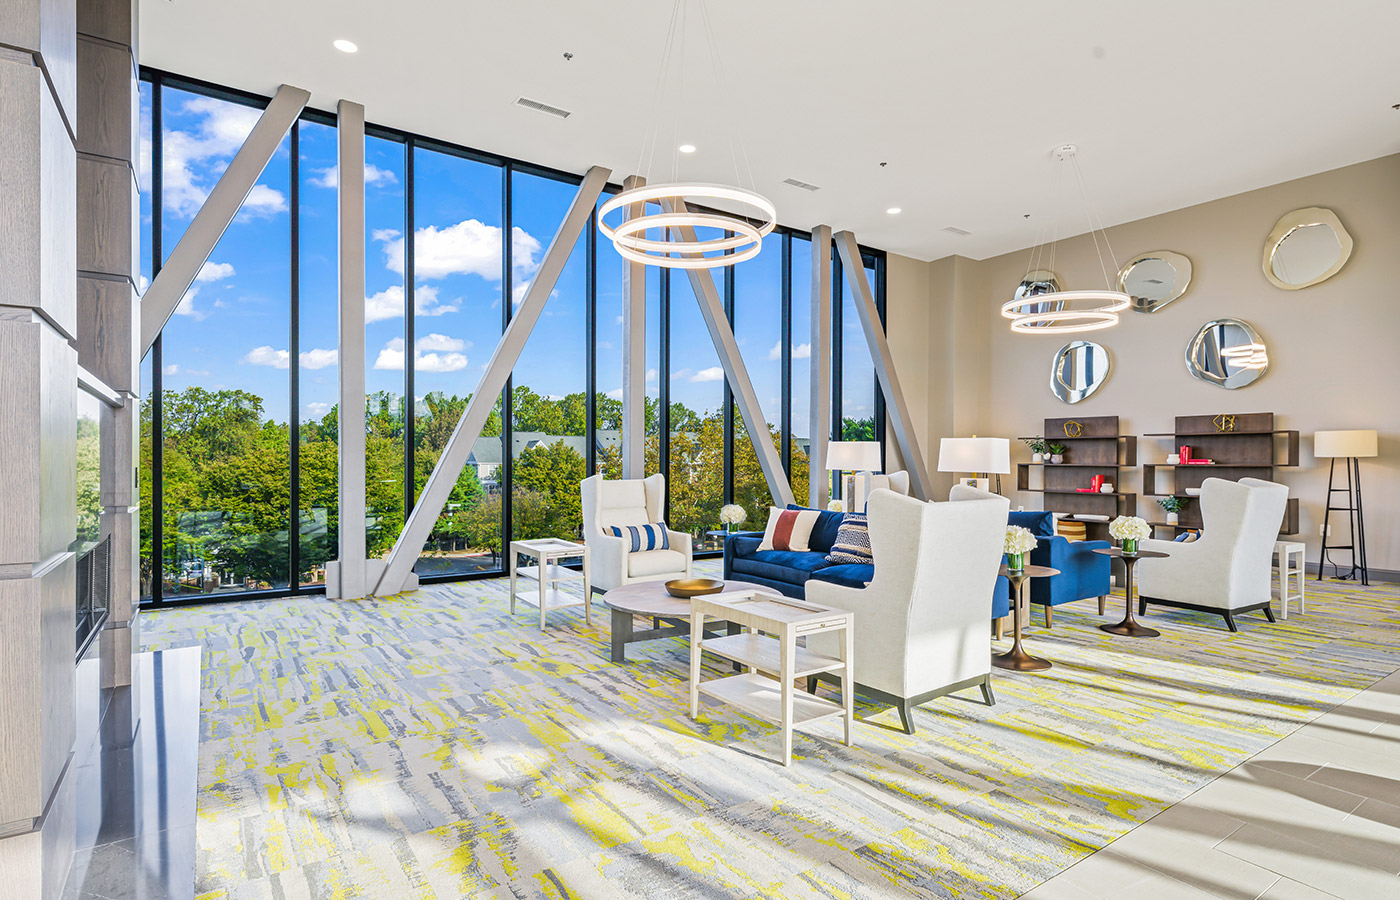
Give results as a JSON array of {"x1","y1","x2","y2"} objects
[{"x1": 140, "y1": 0, "x2": 1400, "y2": 262}]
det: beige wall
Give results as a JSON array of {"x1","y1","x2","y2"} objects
[{"x1": 887, "y1": 152, "x2": 1400, "y2": 573}]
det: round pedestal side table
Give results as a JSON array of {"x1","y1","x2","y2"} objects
[
  {"x1": 1092, "y1": 547, "x2": 1170, "y2": 638},
  {"x1": 993, "y1": 563, "x2": 1059, "y2": 672}
]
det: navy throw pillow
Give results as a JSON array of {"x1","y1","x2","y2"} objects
[
  {"x1": 786, "y1": 504, "x2": 844, "y2": 553},
  {"x1": 1008, "y1": 509, "x2": 1056, "y2": 537}
]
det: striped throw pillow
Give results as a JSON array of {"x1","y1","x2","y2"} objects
[
  {"x1": 825, "y1": 512, "x2": 872, "y2": 564},
  {"x1": 610, "y1": 522, "x2": 671, "y2": 552},
  {"x1": 758, "y1": 507, "x2": 820, "y2": 552}
]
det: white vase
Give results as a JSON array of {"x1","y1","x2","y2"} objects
[
  {"x1": 1032, "y1": 452, "x2": 1043, "y2": 464},
  {"x1": 1167, "y1": 512, "x2": 1179, "y2": 525},
  {"x1": 1050, "y1": 454, "x2": 1064, "y2": 465}
]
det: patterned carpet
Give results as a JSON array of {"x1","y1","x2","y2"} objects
[{"x1": 139, "y1": 563, "x2": 1400, "y2": 900}]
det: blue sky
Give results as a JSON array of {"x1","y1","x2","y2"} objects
[{"x1": 140, "y1": 84, "x2": 877, "y2": 437}]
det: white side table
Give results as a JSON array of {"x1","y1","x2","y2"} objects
[
  {"x1": 509, "y1": 539, "x2": 591, "y2": 630},
  {"x1": 1273, "y1": 540, "x2": 1305, "y2": 619},
  {"x1": 688, "y1": 590, "x2": 854, "y2": 766}
]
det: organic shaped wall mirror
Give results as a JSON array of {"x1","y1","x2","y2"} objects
[
  {"x1": 1263, "y1": 207, "x2": 1353, "y2": 289},
  {"x1": 1185, "y1": 318, "x2": 1268, "y2": 389},
  {"x1": 1011, "y1": 269, "x2": 1063, "y2": 328},
  {"x1": 1118, "y1": 250, "x2": 1192, "y2": 313},
  {"x1": 1050, "y1": 340, "x2": 1110, "y2": 404}
]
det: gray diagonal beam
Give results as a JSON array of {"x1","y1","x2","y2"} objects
[
  {"x1": 834, "y1": 230, "x2": 933, "y2": 500},
  {"x1": 372, "y1": 165, "x2": 611, "y2": 597},
  {"x1": 809, "y1": 225, "x2": 832, "y2": 508},
  {"x1": 662, "y1": 198, "x2": 796, "y2": 509},
  {"x1": 140, "y1": 84, "x2": 310, "y2": 354},
  {"x1": 336, "y1": 100, "x2": 368, "y2": 599}
]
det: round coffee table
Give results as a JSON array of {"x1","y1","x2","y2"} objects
[
  {"x1": 993, "y1": 564, "x2": 1059, "y2": 671},
  {"x1": 602, "y1": 579, "x2": 781, "y2": 663},
  {"x1": 1093, "y1": 547, "x2": 1170, "y2": 637}
]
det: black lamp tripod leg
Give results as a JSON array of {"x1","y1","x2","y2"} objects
[
  {"x1": 1319, "y1": 458, "x2": 1335, "y2": 581},
  {"x1": 1354, "y1": 457, "x2": 1368, "y2": 586}
]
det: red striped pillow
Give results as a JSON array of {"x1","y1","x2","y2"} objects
[{"x1": 757, "y1": 507, "x2": 820, "y2": 552}]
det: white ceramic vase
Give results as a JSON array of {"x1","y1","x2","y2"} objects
[{"x1": 1167, "y1": 512, "x2": 1179, "y2": 525}]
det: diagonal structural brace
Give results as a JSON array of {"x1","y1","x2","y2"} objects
[
  {"x1": 662, "y1": 198, "x2": 796, "y2": 509},
  {"x1": 834, "y1": 230, "x2": 933, "y2": 500},
  {"x1": 140, "y1": 84, "x2": 310, "y2": 354},
  {"x1": 373, "y1": 165, "x2": 611, "y2": 597}
]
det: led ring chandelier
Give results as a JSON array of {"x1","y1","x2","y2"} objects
[
  {"x1": 1000, "y1": 290, "x2": 1130, "y2": 334},
  {"x1": 598, "y1": 184, "x2": 776, "y2": 269}
]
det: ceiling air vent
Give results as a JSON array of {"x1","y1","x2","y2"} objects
[
  {"x1": 781, "y1": 177, "x2": 820, "y2": 192},
  {"x1": 513, "y1": 96, "x2": 572, "y2": 119},
  {"x1": 942, "y1": 226, "x2": 973, "y2": 236}
]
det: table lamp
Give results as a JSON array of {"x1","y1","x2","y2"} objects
[
  {"x1": 938, "y1": 437, "x2": 1011, "y2": 494},
  {"x1": 1313, "y1": 429, "x2": 1377, "y2": 585},
  {"x1": 826, "y1": 441, "x2": 883, "y2": 511}
]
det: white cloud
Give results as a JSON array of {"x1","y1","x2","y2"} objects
[
  {"x1": 196, "y1": 261, "x2": 235, "y2": 282},
  {"x1": 242, "y1": 345, "x2": 289, "y2": 368},
  {"x1": 173, "y1": 287, "x2": 208, "y2": 320},
  {"x1": 300, "y1": 348, "x2": 338, "y2": 370},
  {"x1": 161, "y1": 97, "x2": 287, "y2": 219},
  {"x1": 768, "y1": 341, "x2": 811, "y2": 361},
  {"x1": 615, "y1": 315, "x2": 624, "y2": 326},
  {"x1": 240, "y1": 346, "x2": 337, "y2": 369},
  {"x1": 371, "y1": 228, "x2": 401, "y2": 243},
  {"x1": 597, "y1": 340, "x2": 614, "y2": 350},
  {"x1": 690, "y1": 366, "x2": 725, "y2": 383},
  {"x1": 606, "y1": 388, "x2": 623, "y2": 399},
  {"x1": 163, "y1": 363, "x2": 180, "y2": 375},
  {"x1": 186, "y1": 368, "x2": 211, "y2": 377},
  {"x1": 304, "y1": 401, "x2": 331, "y2": 419},
  {"x1": 372, "y1": 336, "x2": 468, "y2": 373},
  {"x1": 363, "y1": 284, "x2": 460, "y2": 323},
  {"x1": 645, "y1": 368, "x2": 658, "y2": 382},
  {"x1": 385, "y1": 220, "x2": 541, "y2": 282},
  {"x1": 311, "y1": 163, "x2": 399, "y2": 190}
]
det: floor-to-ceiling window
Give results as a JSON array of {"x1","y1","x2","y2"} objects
[{"x1": 137, "y1": 70, "x2": 886, "y2": 604}]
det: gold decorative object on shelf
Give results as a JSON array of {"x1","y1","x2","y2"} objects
[
  {"x1": 1063, "y1": 420, "x2": 1084, "y2": 438},
  {"x1": 1213, "y1": 414, "x2": 1237, "y2": 433}
]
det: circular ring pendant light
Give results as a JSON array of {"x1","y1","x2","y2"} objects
[
  {"x1": 600, "y1": 0, "x2": 774, "y2": 270},
  {"x1": 1009, "y1": 145, "x2": 1130, "y2": 334}
]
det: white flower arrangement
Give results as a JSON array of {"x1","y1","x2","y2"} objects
[
  {"x1": 1108, "y1": 515, "x2": 1151, "y2": 542},
  {"x1": 827, "y1": 499, "x2": 844, "y2": 513},
  {"x1": 1004, "y1": 526, "x2": 1038, "y2": 555},
  {"x1": 719, "y1": 504, "x2": 746, "y2": 526}
]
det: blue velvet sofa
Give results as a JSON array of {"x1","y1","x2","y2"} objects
[
  {"x1": 723, "y1": 505, "x2": 1013, "y2": 620},
  {"x1": 1007, "y1": 510, "x2": 1112, "y2": 625}
]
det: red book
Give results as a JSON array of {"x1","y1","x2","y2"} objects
[
  {"x1": 1185, "y1": 459, "x2": 1215, "y2": 465},
  {"x1": 1075, "y1": 488, "x2": 1098, "y2": 493},
  {"x1": 1180, "y1": 445, "x2": 1192, "y2": 463}
]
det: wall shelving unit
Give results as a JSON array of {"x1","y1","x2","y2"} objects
[{"x1": 1017, "y1": 415, "x2": 1137, "y2": 543}]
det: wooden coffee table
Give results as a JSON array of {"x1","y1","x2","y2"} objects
[{"x1": 603, "y1": 579, "x2": 781, "y2": 663}]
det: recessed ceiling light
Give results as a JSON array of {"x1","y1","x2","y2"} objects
[
  {"x1": 333, "y1": 39, "x2": 358, "y2": 53},
  {"x1": 678, "y1": 144, "x2": 696, "y2": 153},
  {"x1": 886, "y1": 207, "x2": 902, "y2": 215}
]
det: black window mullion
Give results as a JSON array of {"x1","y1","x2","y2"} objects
[
  {"x1": 501, "y1": 164, "x2": 513, "y2": 549},
  {"x1": 585, "y1": 206, "x2": 597, "y2": 475},
  {"x1": 873, "y1": 254, "x2": 887, "y2": 469},
  {"x1": 659, "y1": 267, "x2": 671, "y2": 523},
  {"x1": 722, "y1": 257, "x2": 734, "y2": 506},
  {"x1": 831, "y1": 249, "x2": 843, "y2": 499},
  {"x1": 149, "y1": 76, "x2": 164, "y2": 607},
  {"x1": 288, "y1": 121, "x2": 300, "y2": 591},
  {"x1": 780, "y1": 232, "x2": 792, "y2": 476},
  {"x1": 404, "y1": 138, "x2": 416, "y2": 515}
]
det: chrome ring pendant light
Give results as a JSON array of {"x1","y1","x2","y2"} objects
[
  {"x1": 599, "y1": 0, "x2": 774, "y2": 270},
  {"x1": 1006, "y1": 145, "x2": 1130, "y2": 334}
]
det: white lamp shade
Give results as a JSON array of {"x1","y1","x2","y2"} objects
[
  {"x1": 1314, "y1": 429, "x2": 1378, "y2": 459},
  {"x1": 826, "y1": 441, "x2": 883, "y2": 472},
  {"x1": 937, "y1": 437, "x2": 1011, "y2": 474}
]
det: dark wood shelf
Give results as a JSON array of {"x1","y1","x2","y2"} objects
[
  {"x1": 1019, "y1": 416, "x2": 1137, "y2": 531},
  {"x1": 1020, "y1": 462, "x2": 1122, "y2": 468},
  {"x1": 1022, "y1": 489, "x2": 1131, "y2": 497}
]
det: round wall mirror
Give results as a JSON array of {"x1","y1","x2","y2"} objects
[
  {"x1": 1263, "y1": 207, "x2": 1353, "y2": 289},
  {"x1": 1050, "y1": 340, "x2": 1110, "y2": 404},
  {"x1": 1118, "y1": 250, "x2": 1192, "y2": 313},
  {"x1": 1011, "y1": 269, "x2": 1063, "y2": 328},
  {"x1": 1185, "y1": 318, "x2": 1268, "y2": 389}
]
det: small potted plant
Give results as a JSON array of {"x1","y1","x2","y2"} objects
[
  {"x1": 1022, "y1": 437, "x2": 1049, "y2": 464},
  {"x1": 719, "y1": 504, "x2": 746, "y2": 533},
  {"x1": 1046, "y1": 442, "x2": 1067, "y2": 465},
  {"x1": 1109, "y1": 515, "x2": 1151, "y2": 554},
  {"x1": 1157, "y1": 496, "x2": 1188, "y2": 525},
  {"x1": 1004, "y1": 525, "x2": 1038, "y2": 573}
]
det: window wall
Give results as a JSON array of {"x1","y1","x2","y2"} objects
[{"x1": 138, "y1": 70, "x2": 885, "y2": 605}]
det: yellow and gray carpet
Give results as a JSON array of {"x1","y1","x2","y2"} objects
[{"x1": 139, "y1": 567, "x2": 1400, "y2": 900}]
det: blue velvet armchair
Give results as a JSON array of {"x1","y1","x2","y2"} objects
[{"x1": 1009, "y1": 511, "x2": 1111, "y2": 626}]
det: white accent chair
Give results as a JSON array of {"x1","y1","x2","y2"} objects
[
  {"x1": 1137, "y1": 477, "x2": 1289, "y2": 631},
  {"x1": 580, "y1": 474, "x2": 692, "y2": 593},
  {"x1": 868, "y1": 471, "x2": 911, "y2": 495},
  {"x1": 805, "y1": 484, "x2": 1010, "y2": 734}
]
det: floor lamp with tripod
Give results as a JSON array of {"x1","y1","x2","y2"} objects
[{"x1": 1314, "y1": 429, "x2": 1377, "y2": 585}]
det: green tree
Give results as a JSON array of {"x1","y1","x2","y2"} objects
[{"x1": 513, "y1": 440, "x2": 586, "y2": 540}]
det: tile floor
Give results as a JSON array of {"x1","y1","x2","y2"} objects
[{"x1": 1024, "y1": 666, "x2": 1400, "y2": 899}]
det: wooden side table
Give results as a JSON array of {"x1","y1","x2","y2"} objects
[
  {"x1": 509, "y1": 538, "x2": 591, "y2": 630},
  {"x1": 1092, "y1": 547, "x2": 1168, "y2": 637},
  {"x1": 994, "y1": 564, "x2": 1059, "y2": 672},
  {"x1": 689, "y1": 590, "x2": 854, "y2": 766}
]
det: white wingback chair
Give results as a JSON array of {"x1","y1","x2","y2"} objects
[
  {"x1": 868, "y1": 471, "x2": 911, "y2": 496},
  {"x1": 580, "y1": 474, "x2": 693, "y2": 593},
  {"x1": 1137, "y1": 477, "x2": 1288, "y2": 631},
  {"x1": 805, "y1": 485, "x2": 1009, "y2": 734}
]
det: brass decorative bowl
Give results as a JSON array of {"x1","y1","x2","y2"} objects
[{"x1": 665, "y1": 578, "x2": 725, "y2": 599}]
